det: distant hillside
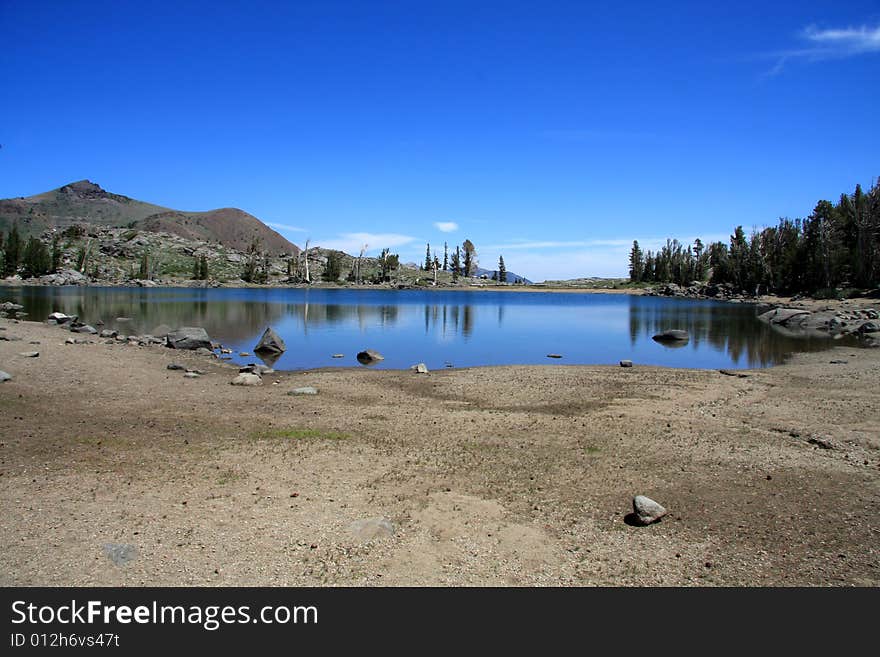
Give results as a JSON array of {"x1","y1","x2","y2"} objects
[
  {"x1": 473, "y1": 266, "x2": 532, "y2": 284},
  {"x1": 0, "y1": 180, "x2": 298, "y2": 255}
]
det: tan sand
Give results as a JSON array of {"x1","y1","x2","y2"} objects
[{"x1": 0, "y1": 317, "x2": 878, "y2": 586}]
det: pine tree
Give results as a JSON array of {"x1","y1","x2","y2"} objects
[
  {"x1": 21, "y1": 236, "x2": 50, "y2": 278},
  {"x1": 451, "y1": 246, "x2": 461, "y2": 282},
  {"x1": 628, "y1": 241, "x2": 644, "y2": 282},
  {"x1": 424, "y1": 243, "x2": 432, "y2": 271},
  {"x1": 200, "y1": 255, "x2": 209, "y2": 280},
  {"x1": 462, "y1": 239, "x2": 476, "y2": 277},
  {"x1": 498, "y1": 255, "x2": 507, "y2": 283},
  {"x1": 3, "y1": 224, "x2": 22, "y2": 277},
  {"x1": 443, "y1": 242, "x2": 448, "y2": 271}
]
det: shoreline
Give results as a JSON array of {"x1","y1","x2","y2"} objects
[{"x1": 1, "y1": 316, "x2": 878, "y2": 586}]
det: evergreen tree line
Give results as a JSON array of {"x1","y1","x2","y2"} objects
[
  {"x1": 1, "y1": 225, "x2": 62, "y2": 278},
  {"x1": 422, "y1": 240, "x2": 478, "y2": 280},
  {"x1": 629, "y1": 180, "x2": 880, "y2": 295}
]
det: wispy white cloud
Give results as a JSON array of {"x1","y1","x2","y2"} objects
[
  {"x1": 433, "y1": 221, "x2": 459, "y2": 233},
  {"x1": 803, "y1": 24, "x2": 880, "y2": 53},
  {"x1": 314, "y1": 232, "x2": 417, "y2": 255},
  {"x1": 765, "y1": 23, "x2": 880, "y2": 76},
  {"x1": 266, "y1": 222, "x2": 307, "y2": 233}
]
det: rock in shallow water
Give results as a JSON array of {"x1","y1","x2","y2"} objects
[
  {"x1": 652, "y1": 330, "x2": 689, "y2": 343},
  {"x1": 632, "y1": 495, "x2": 667, "y2": 525},
  {"x1": 620, "y1": 360, "x2": 633, "y2": 368},
  {"x1": 254, "y1": 326, "x2": 287, "y2": 354},
  {"x1": 357, "y1": 349, "x2": 384, "y2": 365}
]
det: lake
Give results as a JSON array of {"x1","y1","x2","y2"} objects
[{"x1": 3, "y1": 287, "x2": 853, "y2": 370}]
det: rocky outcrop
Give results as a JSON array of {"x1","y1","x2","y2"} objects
[
  {"x1": 757, "y1": 306, "x2": 879, "y2": 345},
  {"x1": 40, "y1": 269, "x2": 88, "y2": 286}
]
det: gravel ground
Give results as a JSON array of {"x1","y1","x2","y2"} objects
[{"x1": 0, "y1": 316, "x2": 878, "y2": 586}]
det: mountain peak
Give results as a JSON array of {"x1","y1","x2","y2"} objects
[{"x1": 60, "y1": 180, "x2": 108, "y2": 197}]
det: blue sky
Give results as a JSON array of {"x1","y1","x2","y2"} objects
[{"x1": 1, "y1": 1, "x2": 878, "y2": 281}]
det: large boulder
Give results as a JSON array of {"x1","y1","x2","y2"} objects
[
  {"x1": 254, "y1": 327, "x2": 286, "y2": 354},
  {"x1": 357, "y1": 349, "x2": 385, "y2": 365},
  {"x1": 758, "y1": 307, "x2": 811, "y2": 326},
  {"x1": 166, "y1": 327, "x2": 212, "y2": 350}
]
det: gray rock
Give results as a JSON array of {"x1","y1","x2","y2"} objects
[
  {"x1": 859, "y1": 321, "x2": 880, "y2": 334},
  {"x1": 758, "y1": 307, "x2": 811, "y2": 326},
  {"x1": 194, "y1": 347, "x2": 215, "y2": 356},
  {"x1": 332, "y1": 354, "x2": 344, "y2": 358},
  {"x1": 167, "y1": 363, "x2": 185, "y2": 370},
  {"x1": 0, "y1": 302, "x2": 24, "y2": 311},
  {"x1": 632, "y1": 495, "x2": 667, "y2": 525},
  {"x1": 356, "y1": 349, "x2": 385, "y2": 365},
  {"x1": 239, "y1": 352, "x2": 251, "y2": 357},
  {"x1": 71, "y1": 324, "x2": 97, "y2": 334},
  {"x1": 99, "y1": 329, "x2": 118, "y2": 339},
  {"x1": 19, "y1": 351, "x2": 39, "y2": 358},
  {"x1": 288, "y1": 386, "x2": 318, "y2": 395},
  {"x1": 652, "y1": 330, "x2": 689, "y2": 342},
  {"x1": 412, "y1": 363, "x2": 429, "y2": 373},
  {"x1": 183, "y1": 372, "x2": 201, "y2": 379},
  {"x1": 546, "y1": 353, "x2": 562, "y2": 359},
  {"x1": 102, "y1": 543, "x2": 137, "y2": 566},
  {"x1": 254, "y1": 326, "x2": 287, "y2": 354},
  {"x1": 230, "y1": 373, "x2": 262, "y2": 386},
  {"x1": 620, "y1": 360, "x2": 633, "y2": 367},
  {"x1": 166, "y1": 327, "x2": 212, "y2": 350},
  {"x1": 348, "y1": 517, "x2": 395, "y2": 542},
  {"x1": 0, "y1": 370, "x2": 11, "y2": 382}
]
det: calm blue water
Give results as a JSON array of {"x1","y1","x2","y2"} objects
[{"x1": 4, "y1": 287, "x2": 848, "y2": 370}]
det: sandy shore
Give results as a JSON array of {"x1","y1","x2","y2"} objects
[{"x1": 1, "y1": 316, "x2": 878, "y2": 586}]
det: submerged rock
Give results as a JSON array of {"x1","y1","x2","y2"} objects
[
  {"x1": 652, "y1": 330, "x2": 689, "y2": 343},
  {"x1": 619, "y1": 359, "x2": 633, "y2": 368}
]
